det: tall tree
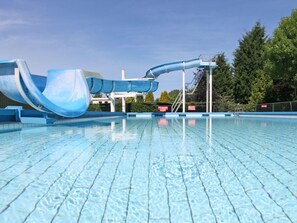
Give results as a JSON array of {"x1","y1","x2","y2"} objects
[
  {"x1": 136, "y1": 95, "x2": 144, "y2": 102},
  {"x1": 249, "y1": 70, "x2": 273, "y2": 105},
  {"x1": 264, "y1": 9, "x2": 297, "y2": 101},
  {"x1": 159, "y1": 91, "x2": 171, "y2": 103},
  {"x1": 193, "y1": 68, "x2": 207, "y2": 102},
  {"x1": 169, "y1": 89, "x2": 180, "y2": 103},
  {"x1": 144, "y1": 92, "x2": 154, "y2": 102},
  {"x1": 233, "y1": 22, "x2": 267, "y2": 103},
  {"x1": 213, "y1": 53, "x2": 234, "y2": 100}
]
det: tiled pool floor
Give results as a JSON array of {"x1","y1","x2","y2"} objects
[{"x1": 0, "y1": 117, "x2": 296, "y2": 222}]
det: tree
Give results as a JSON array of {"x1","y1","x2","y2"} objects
[
  {"x1": 169, "y1": 89, "x2": 180, "y2": 102},
  {"x1": 144, "y1": 92, "x2": 154, "y2": 102},
  {"x1": 233, "y1": 22, "x2": 267, "y2": 103},
  {"x1": 264, "y1": 9, "x2": 297, "y2": 101},
  {"x1": 136, "y1": 95, "x2": 144, "y2": 102},
  {"x1": 125, "y1": 97, "x2": 135, "y2": 103},
  {"x1": 192, "y1": 68, "x2": 207, "y2": 102},
  {"x1": 159, "y1": 91, "x2": 171, "y2": 103},
  {"x1": 213, "y1": 53, "x2": 234, "y2": 100},
  {"x1": 249, "y1": 70, "x2": 273, "y2": 105}
]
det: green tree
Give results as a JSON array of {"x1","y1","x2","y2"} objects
[
  {"x1": 169, "y1": 89, "x2": 180, "y2": 102},
  {"x1": 213, "y1": 53, "x2": 234, "y2": 100},
  {"x1": 233, "y1": 22, "x2": 267, "y2": 103},
  {"x1": 193, "y1": 72, "x2": 207, "y2": 102},
  {"x1": 125, "y1": 97, "x2": 135, "y2": 103},
  {"x1": 136, "y1": 95, "x2": 144, "y2": 102},
  {"x1": 264, "y1": 9, "x2": 297, "y2": 100},
  {"x1": 144, "y1": 92, "x2": 154, "y2": 102},
  {"x1": 249, "y1": 70, "x2": 273, "y2": 105},
  {"x1": 159, "y1": 91, "x2": 171, "y2": 103}
]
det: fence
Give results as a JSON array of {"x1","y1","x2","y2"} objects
[
  {"x1": 255, "y1": 101, "x2": 297, "y2": 112},
  {"x1": 2, "y1": 91, "x2": 297, "y2": 113}
]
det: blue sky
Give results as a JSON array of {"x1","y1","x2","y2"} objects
[{"x1": 1, "y1": 0, "x2": 296, "y2": 97}]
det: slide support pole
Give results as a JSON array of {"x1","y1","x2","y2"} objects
[
  {"x1": 110, "y1": 93, "x2": 115, "y2": 112},
  {"x1": 121, "y1": 69, "x2": 126, "y2": 112},
  {"x1": 209, "y1": 64, "x2": 213, "y2": 113},
  {"x1": 206, "y1": 70, "x2": 209, "y2": 112},
  {"x1": 182, "y1": 69, "x2": 186, "y2": 113}
]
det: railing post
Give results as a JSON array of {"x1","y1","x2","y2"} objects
[
  {"x1": 182, "y1": 69, "x2": 186, "y2": 113},
  {"x1": 209, "y1": 65, "x2": 213, "y2": 113},
  {"x1": 121, "y1": 69, "x2": 126, "y2": 112},
  {"x1": 206, "y1": 70, "x2": 209, "y2": 112}
]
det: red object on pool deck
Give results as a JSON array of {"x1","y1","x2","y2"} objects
[
  {"x1": 261, "y1": 104, "x2": 268, "y2": 108},
  {"x1": 157, "y1": 106, "x2": 169, "y2": 112},
  {"x1": 188, "y1": 105, "x2": 196, "y2": 111}
]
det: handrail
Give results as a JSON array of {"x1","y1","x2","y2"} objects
[{"x1": 171, "y1": 69, "x2": 204, "y2": 112}]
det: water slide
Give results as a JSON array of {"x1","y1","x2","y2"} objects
[
  {"x1": 144, "y1": 58, "x2": 216, "y2": 78},
  {"x1": 0, "y1": 59, "x2": 158, "y2": 117},
  {"x1": 0, "y1": 58, "x2": 214, "y2": 118}
]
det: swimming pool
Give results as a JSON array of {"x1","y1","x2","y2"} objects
[{"x1": 0, "y1": 117, "x2": 296, "y2": 222}]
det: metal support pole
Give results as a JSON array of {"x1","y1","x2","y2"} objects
[
  {"x1": 206, "y1": 70, "x2": 209, "y2": 112},
  {"x1": 121, "y1": 69, "x2": 126, "y2": 112},
  {"x1": 122, "y1": 98, "x2": 126, "y2": 112},
  {"x1": 121, "y1": 69, "x2": 126, "y2": 80},
  {"x1": 110, "y1": 93, "x2": 115, "y2": 112},
  {"x1": 209, "y1": 65, "x2": 213, "y2": 113},
  {"x1": 182, "y1": 118, "x2": 186, "y2": 147},
  {"x1": 182, "y1": 69, "x2": 186, "y2": 113},
  {"x1": 209, "y1": 118, "x2": 212, "y2": 151}
]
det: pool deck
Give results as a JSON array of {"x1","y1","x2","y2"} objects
[
  {"x1": 236, "y1": 112, "x2": 297, "y2": 118},
  {"x1": 2, "y1": 110, "x2": 297, "y2": 126}
]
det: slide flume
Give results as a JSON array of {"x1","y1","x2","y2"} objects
[
  {"x1": 0, "y1": 57, "x2": 215, "y2": 117},
  {"x1": 145, "y1": 58, "x2": 216, "y2": 78},
  {"x1": 0, "y1": 59, "x2": 158, "y2": 117}
]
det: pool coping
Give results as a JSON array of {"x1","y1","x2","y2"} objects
[
  {"x1": 127, "y1": 112, "x2": 234, "y2": 118},
  {"x1": 2, "y1": 111, "x2": 297, "y2": 128},
  {"x1": 235, "y1": 112, "x2": 297, "y2": 118}
]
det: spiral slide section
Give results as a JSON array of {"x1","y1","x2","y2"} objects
[
  {"x1": 0, "y1": 59, "x2": 158, "y2": 117},
  {"x1": 145, "y1": 58, "x2": 216, "y2": 78}
]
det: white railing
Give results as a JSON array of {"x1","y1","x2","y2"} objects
[{"x1": 171, "y1": 69, "x2": 204, "y2": 112}]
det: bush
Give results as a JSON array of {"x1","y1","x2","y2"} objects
[
  {"x1": 128, "y1": 102, "x2": 156, "y2": 112},
  {"x1": 88, "y1": 104, "x2": 102, "y2": 111}
]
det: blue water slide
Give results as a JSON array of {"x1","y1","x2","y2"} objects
[
  {"x1": 145, "y1": 58, "x2": 216, "y2": 78},
  {"x1": 87, "y1": 78, "x2": 158, "y2": 94},
  {"x1": 0, "y1": 59, "x2": 158, "y2": 117},
  {"x1": 0, "y1": 59, "x2": 91, "y2": 117}
]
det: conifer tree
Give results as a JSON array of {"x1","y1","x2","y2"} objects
[
  {"x1": 249, "y1": 70, "x2": 273, "y2": 105},
  {"x1": 213, "y1": 53, "x2": 234, "y2": 100},
  {"x1": 233, "y1": 22, "x2": 267, "y2": 103},
  {"x1": 169, "y1": 89, "x2": 180, "y2": 103},
  {"x1": 144, "y1": 92, "x2": 154, "y2": 102},
  {"x1": 159, "y1": 91, "x2": 171, "y2": 103}
]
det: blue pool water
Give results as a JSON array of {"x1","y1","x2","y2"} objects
[{"x1": 0, "y1": 117, "x2": 297, "y2": 223}]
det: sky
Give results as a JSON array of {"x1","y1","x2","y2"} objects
[{"x1": 1, "y1": 0, "x2": 297, "y2": 97}]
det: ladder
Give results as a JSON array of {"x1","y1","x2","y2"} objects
[{"x1": 171, "y1": 68, "x2": 204, "y2": 112}]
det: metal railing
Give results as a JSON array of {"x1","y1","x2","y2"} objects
[
  {"x1": 255, "y1": 101, "x2": 297, "y2": 112},
  {"x1": 171, "y1": 69, "x2": 204, "y2": 112}
]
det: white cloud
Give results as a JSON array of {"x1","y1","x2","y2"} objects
[
  {"x1": 0, "y1": 9, "x2": 36, "y2": 30},
  {"x1": 0, "y1": 19, "x2": 33, "y2": 29}
]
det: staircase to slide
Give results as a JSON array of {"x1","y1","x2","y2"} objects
[{"x1": 171, "y1": 68, "x2": 204, "y2": 112}]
